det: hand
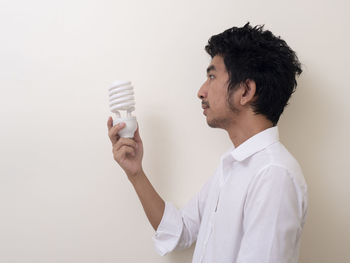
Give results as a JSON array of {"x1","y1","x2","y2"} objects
[{"x1": 107, "y1": 116, "x2": 144, "y2": 178}]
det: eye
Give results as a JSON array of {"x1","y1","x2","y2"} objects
[{"x1": 208, "y1": 74, "x2": 215, "y2": 80}]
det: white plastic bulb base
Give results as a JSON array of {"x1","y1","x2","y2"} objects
[{"x1": 113, "y1": 116, "x2": 137, "y2": 138}]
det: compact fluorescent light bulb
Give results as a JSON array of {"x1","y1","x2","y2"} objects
[{"x1": 108, "y1": 80, "x2": 137, "y2": 138}]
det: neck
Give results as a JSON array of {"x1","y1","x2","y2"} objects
[{"x1": 226, "y1": 114, "x2": 274, "y2": 148}]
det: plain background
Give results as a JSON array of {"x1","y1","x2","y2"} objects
[{"x1": 1, "y1": 0, "x2": 349, "y2": 262}]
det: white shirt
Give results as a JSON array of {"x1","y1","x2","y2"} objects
[{"x1": 152, "y1": 127, "x2": 308, "y2": 263}]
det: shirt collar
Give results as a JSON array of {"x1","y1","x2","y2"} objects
[{"x1": 230, "y1": 126, "x2": 279, "y2": 162}]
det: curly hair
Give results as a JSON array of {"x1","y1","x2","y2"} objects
[{"x1": 205, "y1": 22, "x2": 302, "y2": 125}]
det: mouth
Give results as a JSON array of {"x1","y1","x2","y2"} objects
[
  {"x1": 201, "y1": 101, "x2": 209, "y2": 110},
  {"x1": 202, "y1": 101, "x2": 209, "y2": 115},
  {"x1": 202, "y1": 106, "x2": 209, "y2": 116}
]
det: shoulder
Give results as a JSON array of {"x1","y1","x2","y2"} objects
[{"x1": 251, "y1": 141, "x2": 307, "y2": 192}]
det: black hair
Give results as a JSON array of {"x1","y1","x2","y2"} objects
[{"x1": 205, "y1": 22, "x2": 302, "y2": 125}]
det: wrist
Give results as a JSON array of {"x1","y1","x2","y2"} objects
[{"x1": 127, "y1": 168, "x2": 144, "y2": 183}]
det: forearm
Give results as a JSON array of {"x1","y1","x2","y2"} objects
[{"x1": 128, "y1": 169, "x2": 165, "y2": 231}]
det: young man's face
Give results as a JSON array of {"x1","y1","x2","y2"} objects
[{"x1": 197, "y1": 55, "x2": 239, "y2": 128}]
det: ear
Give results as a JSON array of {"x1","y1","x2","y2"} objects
[{"x1": 240, "y1": 79, "x2": 256, "y2": 106}]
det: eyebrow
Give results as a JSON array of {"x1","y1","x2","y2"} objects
[{"x1": 206, "y1": 65, "x2": 216, "y2": 74}]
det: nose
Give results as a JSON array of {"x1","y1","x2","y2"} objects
[{"x1": 197, "y1": 81, "x2": 208, "y2": 100}]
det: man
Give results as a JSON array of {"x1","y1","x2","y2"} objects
[{"x1": 107, "y1": 22, "x2": 307, "y2": 263}]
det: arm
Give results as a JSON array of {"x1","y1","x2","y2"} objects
[
  {"x1": 237, "y1": 165, "x2": 306, "y2": 263},
  {"x1": 107, "y1": 117, "x2": 213, "y2": 255},
  {"x1": 107, "y1": 117, "x2": 164, "y2": 231},
  {"x1": 153, "y1": 173, "x2": 215, "y2": 255},
  {"x1": 129, "y1": 169, "x2": 165, "y2": 231}
]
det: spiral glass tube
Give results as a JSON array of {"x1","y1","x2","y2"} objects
[
  {"x1": 108, "y1": 80, "x2": 137, "y2": 138},
  {"x1": 109, "y1": 81, "x2": 135, "y2": 118}
]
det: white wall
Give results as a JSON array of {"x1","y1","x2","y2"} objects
[{"x1": 1, "y1": 0, "x2": 349, "y2": 262}]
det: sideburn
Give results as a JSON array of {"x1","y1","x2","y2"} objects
[{"x1": 227, "y1": 86, "x2": 240, "y2": 114}]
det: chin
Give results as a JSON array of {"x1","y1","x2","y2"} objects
[
  {"x1": 206, "y1": 115, "x2": 230, "y2": 129},
  {"x1": 206, "y1": 118, "x2": 220, "y2": 128}
]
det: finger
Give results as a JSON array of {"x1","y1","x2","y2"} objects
[
  {"x1": 133, "y1": 124, "x2": 142, "y2": 143},
  {"x1": 107, "y1": 116, "x2": 113, "y2": 131},
  {"x1": 108, "y1": 122, "x2": 126, "y2": 144},
  {"x1": 115, "y1": 145, "x2": 135, "y2": 160},
  {"x1": 114, "y1": 138, "x2": 138, "y2": 152}
]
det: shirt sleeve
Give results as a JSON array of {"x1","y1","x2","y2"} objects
[
  {"x1": 152, "y1": 174, "x2": 216, "y2": 256},
  {"x1": 236, "y1": 165, "x2": 306, "y2": 263}
]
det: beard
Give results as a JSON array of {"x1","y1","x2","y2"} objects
[
  {"x1": 207, "y1": 114, "x2": 232, "y2": 128},
  {"x1": 205, "y1": 97, "x2": 240, "y2": 128},
  {"x1": 207, "y1": 117, "x2": 226, "y2": 128}
]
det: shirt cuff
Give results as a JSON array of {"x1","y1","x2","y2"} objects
[{"x1": 152, "y1": 201, "x2": 183, "y2": 256}]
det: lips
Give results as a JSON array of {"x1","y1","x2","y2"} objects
[{"x1": 202, "y1": 102, "x2": 209, "y2": 116}]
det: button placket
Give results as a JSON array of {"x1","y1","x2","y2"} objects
[
  {"x1": 199, "y1": 185, "x2": 220, "y2": 262},
  {"x1": 199, "y1": 156, "x2": 234, "y2": 263}
]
